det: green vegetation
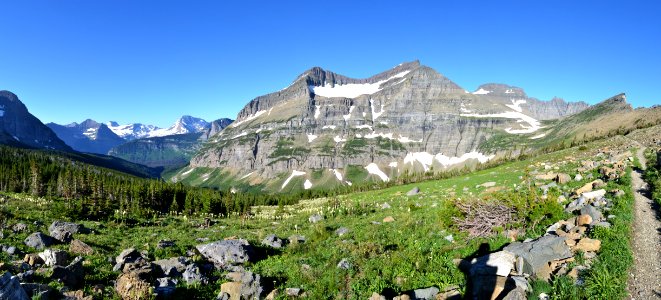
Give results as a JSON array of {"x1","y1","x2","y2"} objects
[{"x1": 644, "y1": 149, "x2": 661, "y2": 205}]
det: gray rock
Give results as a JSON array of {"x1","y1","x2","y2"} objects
[
  {"x1": 444, "y1": 234, "x2": 454, "y2": 243},
  {"x1": 154, "y1": 256, "x2": 189, "y2": 277},
  {"x1": 38, "y1": 249, "x2": 68, "y2": 267},
  {"x1": 154, "y1": 277, "x2": 177, "y2": 298},
  {"x1": 48, "y1": 221, "x2": 87, "y2": 243},
  {"x1": 49, "y1": 227, "x2": 73, "y2": 244},
  {"x1": 156, "y1": 240, "x2": 176, "y2": 249},
  {"x1": 0, "y1": 272, "x2": 29, "y2": 300},
  {"x1": 182, "y1": 264, "x2": 208, "y2": 284},
  {"x1": 407, "y1": 187, "x2": 420, "y2": 196},
  {"x1": 504, "y1": 235, "x2": 572, "y2": 279},
  {"x1": 580, "y1": 205, "x2": 603, "y2": 224},
  {"x1": 380, "y1": 202, "x2": 391, "y2": 209},
  {"x1": 335, "y1": 227, "x2": 350, "y2": 237},
  {"x1": 565, "y1": 197, "x2": 587, "y2": 213},
  {"x1": 308, "y1": 214, "x2": 323, "y2": 223},
  {"x1": 113, "y1": 248, "x2": 146, "y2": 272},
  {"x1": 502, "y1": 287, "x2": 527, "y2": 300},
  {"x1": 48, "y1": 221, "x2": 87, "y2": 235},
  {"x1": 51, "y1": 256, "x2": 84, "y2": 288},
  {"x1": 261, "y1": 234, "x2": 284, "y2": 248},
  {"x1": 196, "y1": 239, "x2": 254, "y2": 269},
  {"x1": 469, "y1": 251, "x2": 516, "y2": 277},
  {"x1": 24, "y1": 232, "x2": 53, "y2": 249},
  {"x1": 337, "y1": 258, "x2": 351, "y2": 270},
  {"x1": 224, "y1": 271, "x2": 263, "y2": 300},
  {"x1": 11, "y1": 223, "x2": 28, "y2": 233},
  {"x1": 286, "y1": 288, "x2": 301, "y2": 297},
  {"x1": 2, "y1": 245, "x2": 16, "y2": 255},
  {"x1": 412, "y1": 286, "x2": 439, "y2": 299}
]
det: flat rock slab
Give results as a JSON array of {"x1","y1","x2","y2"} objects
[
  {"x1": 196, "y1": 239, "x2": 254, "y2": 269},
  {"x1": 504, "y1": 235, "x2": 571, "y2": 279}
]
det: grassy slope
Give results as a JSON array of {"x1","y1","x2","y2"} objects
[{"x1": 0, "y1": 130, "x2": 643, "y2": 299}]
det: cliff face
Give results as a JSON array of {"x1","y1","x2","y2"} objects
[
  {"x1": 184, "y1": 62, "x2": 588, "y2": 191},
  {"x1": 0, "y1": 91, "x2": 71, "y2": 151}
]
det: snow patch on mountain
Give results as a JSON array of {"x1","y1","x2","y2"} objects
[
  {"x1": 505, "y1": 99, "x2": 527, "y2": 113},
  {"x1": 404, "y1": 151, "x2": 494, "y2": 171},
  {"x1": 311, "y1": 71, "x2": 410, "y2": 98},
  {"x1": 330, "y1": 169, "x2": 343, "y2": 181},
  {"x1": 304, "y1": 179, "x2": 313, "y2": 190},
  {"x1": 232, "y1": 110, "x2": 267, "y2": 128},
  {"x1": 461, "y1": 111, "x2": 541, "y2": 134},
  {"x1": 307, "y1": 134, "x2": 318, "y2": 143},
  {"x1": 0, "y1": 105, "x2": 5, "y2": 117},
  {"x1": 282, "y1": 170, "x2": 306, "y2": 189},
  {"x1": 365, "y1": 163, "x2": 389, "y2": 182},
  {"x1": 472, "y1": 88, "x2": 491, "y2": 95}
]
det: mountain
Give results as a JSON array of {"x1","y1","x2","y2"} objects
[
  {"x1": 0, "y1": 90, "x2": 71, "y2": 151},
  {"x1": 108, "y1": 118, "x2": 233, "y2": 169},
  {"x1": 173, "y1": 61, "x2": 590, "y2": 191},
  {"x1": 106, "y1": 122, "x2": 159, "y2": 141},
  {"x1": 106, "y1": 116, "x2": 210, "y2": 140},
  {"x1": 47, "y1": 119, "x2": 126, "y2": 154}
]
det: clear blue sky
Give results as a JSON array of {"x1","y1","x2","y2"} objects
[{"x1": 1, "y1": 1, "x2": 659, "y2": 128}]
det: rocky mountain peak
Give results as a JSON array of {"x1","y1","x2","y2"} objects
[{"x1": 0, "y1": 90, "x2": 71, "y2": 151}]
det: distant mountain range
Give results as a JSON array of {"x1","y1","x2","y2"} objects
[{"x1": 46, "y1": 116, "x2": 225, "y2": 156}]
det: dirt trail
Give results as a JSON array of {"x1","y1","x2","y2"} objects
[{"x1": 627, "y1": 147, "x2": 661, "y2": 299}]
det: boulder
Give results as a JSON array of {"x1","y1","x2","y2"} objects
[
  {"x1": 308, "y1": 214, "x2": 323, "y2": 223},
  {"x1": 114, "y1": 248, "x2": 146, "y2": 271},
  {"x1": 24, "y1": 232, "x2": 53, "y2": 249},
  {"x1": 223, "y1": 271, "x2": 262, "y2": 300},
  {"x1": 575, "y1": 238, "x2": 601, "y2": 252},
  {"x1": 337, "y1": 258, "x2": 351, "y2": 270},
  {"x1": 153, "y1": 256, "x2": 189, "y2": 277},
  {"x1": 1, "y1": 245, "x2": 17, "y2": 256},
  {"x1": 380, "y1": 202, "x2": 391, "y2": 209},
  {"x1": 503, "y1": 235, "x2": 572, "y2": 279},
  {"x1": 62, "y1": 290, "x2": 93, "y2": 300},
  {"x1": 581, "y1": 189, "x2": 606, "y2": 201},
  {"x1": 23, "y1": 254, "x2": 44, "y2": 266},
  {"x1": 335, "y1": 227, "x2": 350, "y2": 237},
  {"x1": 0, "y1": 272, "x2": 29, "y2": 300},
  {"x1": 261, "y1": 234, "x2": 284, "y2": 248},
  {"x1": 407, "y1": 187, "x2": 421, "y2": 196},
  {"x1": 574, "y1": 182, "x2": 594, "y2": 196},
  {"x1": 51, "y1": 256, "x2": 84, "y2": 288},
  {"x1": 469, "y1": 251, "x2": 516, "y2": 277},
  {"x1": 69, "y1": 240, "x2": 93, "y2": 255},
  {"x1": 286, "y1": 288, "x2": 302, "y2": 297},
  {"x1": 383, "y1": 216, "x2": 395, "y2": 223},
  {"x1": 182, "y1": 264, "x2": 208, "y2": 284},
  {"x1": 580, "y1": 205, "x2": 603, "y2": 224},
  {"x1": 49, "y1": 227, "x2": 73, "y2": 244},
  {"x1": 196, "y1": 239, "x2": 254, "y2": 270},
  {"x1": 412, "y1": 286, "x2": 439, "y2": 299},
  {"x1": 48, "y1": 221, "x2": 87, "y2": 235},
  {"x1": 502, "y1": 287, "x2": 527, "y2": 300},
  {"x1": 38, "y1": 249, "x2": 68, "y2": 267},
  {"x1": 115, "y1": 272, "x2": 151, "y2": 300},
  {"x1": 577, "y1": 214, "x2": 593, "y2": 226},
  {"x1": 574, "y1": 174, "x2": 583, "y2": 181},
  {"x1": 555, "y1": 173, "x2": 571, "y2": 184},
  {"x1": 154, "y1": 277, "x2": 177, "y2": 298}
]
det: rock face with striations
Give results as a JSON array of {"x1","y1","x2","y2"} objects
[
  {"x1": 183, "y1": 61, "x2": 588, "y2": 191},
  {"x1": 0, "y1": 91, "x2": 72, "y2": 151}
]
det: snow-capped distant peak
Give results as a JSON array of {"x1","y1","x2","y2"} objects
[{"x1": 107, "y1": 116, "x2": 209, "y2": 139}]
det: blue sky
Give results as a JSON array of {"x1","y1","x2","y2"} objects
[{"x1": 1, "y1": 1, "x2": 659, "y2": 128}]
